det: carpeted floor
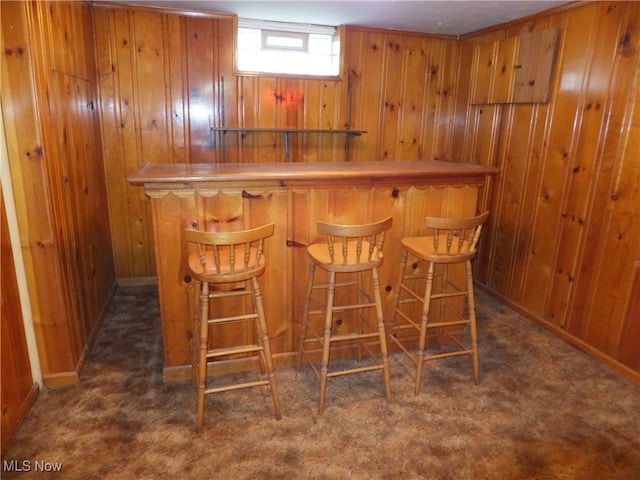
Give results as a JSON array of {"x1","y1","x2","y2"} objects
[{"x1": 3, "y1": 285, "x2": 639, "y2": 480}]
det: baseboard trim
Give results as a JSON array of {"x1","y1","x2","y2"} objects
[{"x1": 0, "y1": 382, "x2": 39, "y2": 455}]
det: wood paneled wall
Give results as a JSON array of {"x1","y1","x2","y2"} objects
[
  {"x1": 1, "y1": 1, "x2": 116, "y2": 385},
  {"x1": 1, "y1": 186, "x2": 38, "y2": 454},
  {"x1": 93, "y1": 4, "x2": 461, "y2": 278},
  {"x1": 344, "y1": 28, "x2": 460, "y2": 162},
  {"x1": 92, "y1": 2, "x2": 638, "y2": 380},
  {"x1": 455, "y1": 1, "x2": 640, "y2": 379}
]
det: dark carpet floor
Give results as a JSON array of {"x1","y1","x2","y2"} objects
[{"x1": 3, "y1": 285, "x2": 639, "y2": 479}]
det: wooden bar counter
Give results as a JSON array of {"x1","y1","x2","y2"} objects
[{"x1": 128, "y1": 160, "x2": 498, "y2": 381}]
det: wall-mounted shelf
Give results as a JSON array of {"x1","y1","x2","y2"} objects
[
  {"x1": 210, "y1": 127, "x2": 367, "y2": 162},
  {"x1": 212, "y1": 74, "x2": 365, "y2": 162}
]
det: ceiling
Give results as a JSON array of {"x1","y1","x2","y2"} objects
[{"x1": 104, "y1": 1, "x2": 573, "y2": 36}]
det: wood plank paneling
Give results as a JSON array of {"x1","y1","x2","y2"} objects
[
  {"x1": 186, "y1": 16, "x2": 216, "y2": 161},
  {"x1": 2, "y1": 1, "x2": 116, "y2": 385},
  {"x1": 547, "y1": 1, "x2": 628, "y2": 328},
  {"x1": 2, "y1": 1, "x2": 69, "y2": 378},
  {"x1": 575, "y1": 7, "x2": 640, "y2": 357},
  {"x1": 1, "y1": 186, "x2": 38, "y2": 455},
  {"x1": 399, "y1": 35, "x2": 431, "y2": 160},
  {"x1": 492, "y1": 35, "x2": 518, "y2": 103},
  {"x1": 461, "y1": 1, "x2": 640, "y2": 380},
  {"x1": 94, "y1": 9, "x2": 462, "y2": 278},
  {"x1": 92, "y1": 1, "x2": 638, "y2": 380}
]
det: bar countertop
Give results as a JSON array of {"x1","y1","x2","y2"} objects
[
  {"x1": 127, "y1": 158, "x2": 498, "y2": 378},
  {"x1": 128, "y1": 160, "x2": 499, "y2": 189}
]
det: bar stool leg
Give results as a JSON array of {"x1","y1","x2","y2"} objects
[
  {"x1": 466, "y1": 260, "x2": 480, "y2": 384},
  {"x1": 415, "y1": 261, "x2": 435, "y2": 396},
  {"x1": 297, "y1": 261, "x2": 316, "y2": 370},
  {"x1": 372, "y1": 267, "x2": 392, "y2": 402},
  {"x1": 356, "y1": 271, "x2": 364, "y2": 362},
  {"x1": 252, "y1": 277, "x2": 282, "y2": 419},
  {"x1": 191, "y1": 284, "x2": 200, "y2": 386},
  {"x1": 390, "y1": 249, "x2": 409, "y2": 340},
  {"x1": 197, "y1": 282, "x2": 210, "y2": 432},
  {"x1": 249, "y1": 282, "x2": 267, "y2": 376},
  {"x1": 319, "y1": 271, "x2": 336, "y2": 415}
]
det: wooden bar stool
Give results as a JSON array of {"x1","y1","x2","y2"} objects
[
  {"x1": 185, "y1": 223, "x2": 282, "y2": 431},
  {"x1": 297, "y1": 217, "x2": 393, "y2": 414},
  {"x1": 390, "y1": 212, "x2": 489, "y2": 395}
]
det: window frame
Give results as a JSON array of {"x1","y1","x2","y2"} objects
[{"x1": 233, "y1": 18, "x2": 344, "y2": 80}]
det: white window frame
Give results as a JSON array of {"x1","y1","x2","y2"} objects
[{"x1": 235, "y1": 18, "x2": 341, "y2": 78}]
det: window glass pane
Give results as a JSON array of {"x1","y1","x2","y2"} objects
[
  {"x1": 238, "y1": 28, "x2": 261, "y2": 50},
  {"x1": 308, "y1": 54, "x2": 332, "y2": 75},
  {"x1": 263, "y1": 31, "x2": 307, "y2": 50},
  {"x1": 266, "y1": 35, "x2": 303, "y2": 49},
  {"x1": 308, "y1": 34, "x2": 331, "y2": 54}
]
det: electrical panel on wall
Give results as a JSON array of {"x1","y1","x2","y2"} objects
[{"x1": 471, "y1": 28, "x2": 561, "y2": 104}]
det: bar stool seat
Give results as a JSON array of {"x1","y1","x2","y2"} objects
[
  {"x1": 297, "y1": 217, "x2": 393, "y2": 414},
  {"x1": 185, "y1": 223, "x2": 282, "y2": 431},
  {"x1": 390, "y1": 212, "x2": 489, "y2": 395}
]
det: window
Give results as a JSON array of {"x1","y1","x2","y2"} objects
[{"x1": 237, "y1": 19, "x2": 340, "y2": 77}]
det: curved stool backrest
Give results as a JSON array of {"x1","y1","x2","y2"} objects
[
  {"x1": 185, "y1": 223, "x2": 274, "y2": 283},
  {"x1": 313, "y1": 216, "x2": 393, "y2": 273},
  {"x1": 422, "y1": 212, "x2": 489, "y2": 263}
]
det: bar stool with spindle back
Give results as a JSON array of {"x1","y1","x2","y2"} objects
[
  {"x1": 297, "y1": 217, "x2": 393, "y2": 414},
  {"x1": 389, "y1": 212, "x2": 489, "y2": 395},
  {"x1": 185, "y1": 223, "x2": 282, "y2": 431}
]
